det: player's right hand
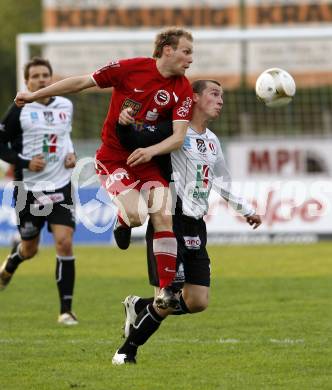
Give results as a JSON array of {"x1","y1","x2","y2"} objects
[
  {"x1": 118, "y1": 108, "x2": 135, "y2": 125},
  {"x1": 14, "y1": 92, "x2": 35, "y2": 107},
  {"x1": 29, "y1": 155, "x2": 46, "y2": 172}
]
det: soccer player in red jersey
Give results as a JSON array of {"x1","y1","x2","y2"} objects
[{"x1": 15, "y1": 28, "x2": 194, "y2": 308}]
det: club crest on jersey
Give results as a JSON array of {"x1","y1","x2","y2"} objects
[
  {"x1": 121, "y1": 98, "x2": 142, "y2": 116},
  {"x1": 208, "y1": 141, "x2": 217, "y2": 155},
  {"x1": 154, "y1": 90, "x2": 170, "y2": 106},
  {"x1": 30, "y1": 112, "x2": 39, "y2": 123},
  {"x1": 196, "y1": 139, "x2": 207, "y2": 153},
  {"x1": 43, "y1": 111, "x2": 54, "y2": 124}
]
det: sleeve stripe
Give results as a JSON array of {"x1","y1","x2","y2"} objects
[{"x1": 90, "y1": 74, "x2": 99, "y2": 87}]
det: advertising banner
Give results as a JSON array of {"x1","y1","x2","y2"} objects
[
  {"x1": 227, "y1": 139, "x2": 332, "y2": 179},
  {"x1": 1, "y1": 178, "x2": 332, "y2": 246}
]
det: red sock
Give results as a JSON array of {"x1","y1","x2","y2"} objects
[{"x1": 153, "y1": 231, "x2": 177, "y2": 288}]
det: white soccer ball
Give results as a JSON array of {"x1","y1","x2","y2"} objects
[{"x1": 255, "y1": 68, "x2": 296, "y2": 108}]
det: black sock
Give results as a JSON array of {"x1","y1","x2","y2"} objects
[
  {"x1": 5, "y1": 243, "x2": 24, "y2": 274},
  {"x1": 119, "y1": 304, "x2": 164, "y2": 356},
  {"x1": 55, "y1": 256, "x2": 75, "y2": 314},
  {"x1": 134, "y1": 297, "x2": 154, "y2": 314},
  {"x1": 171, "y1": 293, "x2": 191, "y2": 315}
]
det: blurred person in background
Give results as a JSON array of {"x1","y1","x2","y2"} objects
[{"x1": 0, "y1": 57, "x2": 78, "y2": 325}]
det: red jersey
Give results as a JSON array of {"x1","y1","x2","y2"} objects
[{"x1": 92, "y1": 57, "x2": 193, "y2": 160}]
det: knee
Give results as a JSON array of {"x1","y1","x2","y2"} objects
[
  {"x1": 125, "y1": 211, "x2": 147, "y2": 227},
  {"x1": 20, "y1": 244, "x2": 38, "y2": 260},
  {"x1": 151, "y1": 213, "x2": 172, "y2": 231},
  {"x1": 127, "y1": 213, "x2": 144, "y2": 227},
  {"x1": 56, "y1": 236, "x2": 73, "y2": 256}
]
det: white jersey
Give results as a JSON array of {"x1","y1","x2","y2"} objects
[
  {"x1": 171, "y1": 126, "x2": 255, "y2": 219},
  {"x1": 4, "y1": 96, "x2": 74, "y2": 191}
]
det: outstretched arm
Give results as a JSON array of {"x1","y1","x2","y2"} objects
[
  {"x1": 213, "y1": 142, "x2": 262, "y2": 229},
  {"x1": 14, "y1": 75, "x2": 95, "y2": 107}
]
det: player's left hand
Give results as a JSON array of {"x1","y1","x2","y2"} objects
[
  {"x1": 127, "y1": 147, "x2": 154, "y2": 167},
  {"x1": 246, "y1": 214, "x2": 262, "y2": 229},
  {"x1": 64, "y1": 152, "x2": 76, "y2": 168}
]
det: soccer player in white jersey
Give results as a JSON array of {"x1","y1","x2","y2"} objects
[
  {"x1": 0, "y1": 57, "x2": 78, "y2": 325},
  {"x1": 112, "y1": 80, "x2": 262, "y2": 364}
]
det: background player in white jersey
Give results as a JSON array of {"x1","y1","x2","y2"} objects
[
  {"x1": 0, "y1": 57, "x2": 78, "y2": 325},
  {"x1": 112, "y1": 80, "x2": 262, "y2": 364}
]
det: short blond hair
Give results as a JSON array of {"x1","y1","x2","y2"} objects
[{"x1": 153, "y1": 27, "x2": 193, "y2": 58}]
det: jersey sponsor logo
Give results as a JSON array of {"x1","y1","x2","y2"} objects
[
  {"x1": 145, "y1": 108, "x2": 159, "y2": 121},
  {"x1": 121, "y1": 98, "x2": 142, "y2": 116},
  {"x1": 42, "y1": 134, "x2": 59, "y2": 163},
  {"x1": 177, "y1": 97, "x2": 193, "y2": 118},
  {"x1": 183, "y1": 235, "x2": 201, "y2": 250},
  {"x1": 196, "y1": 164, "x2": 209, "y2": 188},
  {"x1": 43, "y1": 111, "x2": 54, "y2": 124},
  {"x1": 30, "y1": 112, "x2": 39, "y2": 123},
  {"x1": 208, "y1": 141, "x2": 217, "y2": 155},
  {"x1": 43, "y1": 134, "x2": 58, "y2": 153},
  {"x1": 188, "y1": 163, "x2": 210, "y2": 200},
  {"x1": 154, "y1": 90, "x2": 170, "y2": 106},
  {"x1": 196, "y1": 139, "x2": 207, "y2": 153}
]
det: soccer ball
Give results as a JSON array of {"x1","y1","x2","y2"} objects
[{"x1": 255, "y1": 68, "x2": 296, "y2": 108}]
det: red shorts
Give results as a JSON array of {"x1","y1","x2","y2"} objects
[{"x1": 95, "y1": 144, "x2": 168, "y2": 196}]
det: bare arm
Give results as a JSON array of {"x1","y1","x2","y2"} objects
[
  {"x1": 15, "y1": 75, "x2": 95, "y2": 107},
  {"x1": 126, "y1": 120, "x2": 188, "y2": 167}
]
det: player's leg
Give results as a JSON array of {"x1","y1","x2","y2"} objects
[
  {"x1": 147, "y1": 186, "x2": 179, "y2": 309},
  {"x1": 48, "y1": 184, "x2": 78, "y2": 325},
  {"x1": 51, "y1": 224, "x2": 78, "y2": 325},
  {"x1": 114, "y1": 216, "x2": 211, "y2": 363},
  {"x1": 0, "y1": 192, "x2": 42, "y2": 290},
  {"x1": 112, "y1": 187, "x2": 149, "y2": 249},
  {"x1": 112, "y1": 303, "x2": 173, "y2": 365},
  {"x1": 0, "y1": 236, "x2": 40, "y2": 290}
]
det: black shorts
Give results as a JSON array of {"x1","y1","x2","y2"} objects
[
  {"x1": 146, "y1": 214, "x2": 210, "y2": 288},
  {"x1": 14, "y1": 182, "x2": 76, "y2": 241}
]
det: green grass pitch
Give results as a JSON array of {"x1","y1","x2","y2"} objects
[{"x1": 0, "y1": 243, "x2": 331, "y2": 390}]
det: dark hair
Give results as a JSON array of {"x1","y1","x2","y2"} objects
[
  {"x1": 192, "y1": 79, "x2": 221, "y2": 94},
  {"x1": 153, "y1": 27, "x2": 193, "y2": 58},
  {"x1": 24, "y1": 57, "x2": 53, "y2": 80}
]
